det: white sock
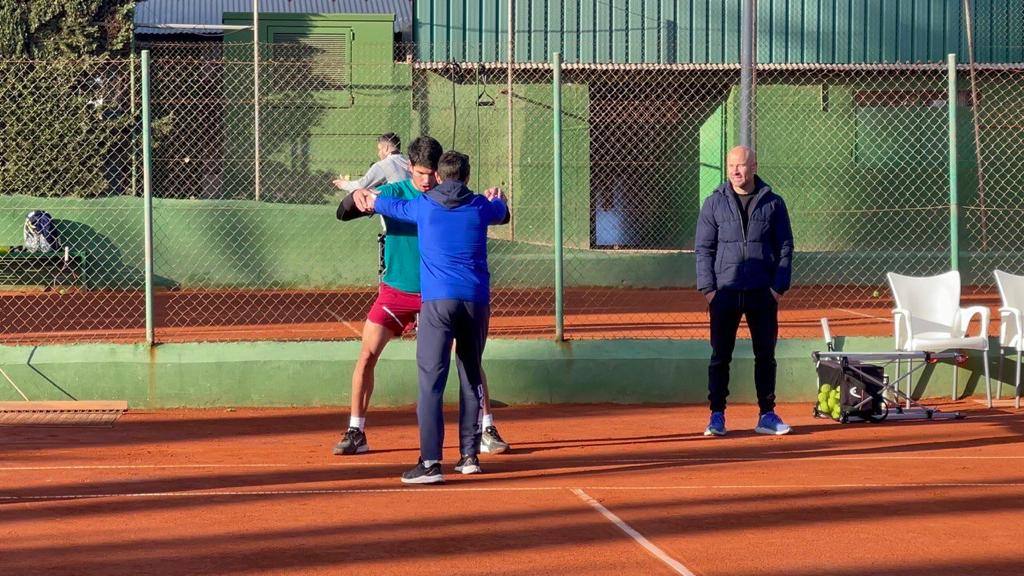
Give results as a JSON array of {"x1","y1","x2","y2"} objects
[
  {"x1": 422, "y1": 460, "x2": 438, "y2": 467},
  {"x1": 349, "y1": 416, "x2": 365, "y2": 430},
  {"x1": 481, "y1": 413, "x2": 494, "y2": 428}
]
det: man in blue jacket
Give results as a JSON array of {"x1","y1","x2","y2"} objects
[
  {"x1": 369, "y1": 151, "x2": 509, "y2": 484},
  {"x1": 696, "y1": 145, "x2": 794, "y2": 437}
]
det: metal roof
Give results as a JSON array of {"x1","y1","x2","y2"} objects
[
  {"x1": 135, "y1": 0, "x2": 412, "y2": 36},
  {"x1": 416, "y1": 0, "x2": 1023, "y2": 65}
]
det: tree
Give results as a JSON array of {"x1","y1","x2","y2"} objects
[
  {"x1": 0, "y1": 1, "x2": 137, "y2": 197},
  {"x1": 0, "y1": 0, "x2": 135, "y2": 59}
]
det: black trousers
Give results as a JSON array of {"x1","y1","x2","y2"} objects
[
  {"x1": 416, "y1": 299, "x2": 489, "y2": 461},
  {"x1": 708, "y1": 287, "x2": 779, "y2": 414}
]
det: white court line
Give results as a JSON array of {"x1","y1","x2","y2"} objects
[
  {"x1": 838, "y1": 308, "x2": 890, "y2": 321},
  {"x1": 571, "y1": 488, "x2": 696, "y2": 576},
  {"x1": 4, "y1": 481, "x2": 1024, "y2": 502},
  {"x1": 5, "y1": 454, "x2": 1024, "y2": 472},
  {"x1": 341, "y1": 321, "x2": 362, "y2": 337},
  {"x1": 327, "y1": 310, "x2": 363, "y2": 337}
]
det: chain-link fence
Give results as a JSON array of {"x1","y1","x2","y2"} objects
[
  {"x1": 1, "y1": 41, "x2": 1023, "y2": 344},
  {"x1": 0, "y1": 57, "x2": 145, "y2": 343}
]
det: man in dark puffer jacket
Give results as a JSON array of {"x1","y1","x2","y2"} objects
[{"x1": 695, "y1": 145, "x2": 794, "y2": 437}]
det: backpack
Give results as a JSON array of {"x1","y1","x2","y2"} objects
[{"x1": 24, "y1": 210, "x2": 59, "y2": 253}]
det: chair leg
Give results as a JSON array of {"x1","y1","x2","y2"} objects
[
  {"x1": 997, "y1": 350, "x2": 1005, "y2": 400},
  {"x1": 893, "y1": 359, "x2": 902, "y2": 404},
  {"x1": 953, "y1": 362, "x2": 959, "y2": 401},
  {"x1": 906, "y1": 359, "x2": 913, "y2": 409},
  {"x1": 1016, "y1": 351, "x2": 1021, "y2": 410},
  {"x1": 984, "y1": 349, "x2": 992, "y2": 409}
]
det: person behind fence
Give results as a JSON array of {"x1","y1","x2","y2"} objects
[
  {"x1": 334, "y1": 137, "x2": 511, "y2": 459},
  {"x1": 695, "y1": 145, "x2": 795, "y2": 437},
  {"x1": 332, "y1": 133, "x2": 410, "y2": 192},
  {"x1": 364, "y1": 150, "x2": 509, "y2": 484}
]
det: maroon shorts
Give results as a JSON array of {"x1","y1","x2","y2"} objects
[{"x1": 367, "y1": 283, "x2": 421, "y2": 335}]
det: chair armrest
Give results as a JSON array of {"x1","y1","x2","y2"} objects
[
  {"x1": 957, "y1": 305, "x2": 990, "y2": 338},
  {"x1": 892, "y1": 308, "x2": 912, "y2": 350},
  {"x1": 999, "y1": 307, "x2": 1022, "y2": 349}
]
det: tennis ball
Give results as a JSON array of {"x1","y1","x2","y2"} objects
[
  {"x1": 872, "y1": 290, "x2": 881, "y2": 298},
  {"x1": 818, "y1": 402, "x2": 829, "y2": 414},
  {"x1": 819, "y1": 384, "x2": 831, "y2": 394},
  {"x1": 818, "y1": 391, "x2": 828, "y2": 401}
]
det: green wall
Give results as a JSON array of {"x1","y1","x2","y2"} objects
[
  {"x1": 0, "y1": 337, "x2": 999, "y2": 407},
  {"x1": 409, "y1": 70, "x2": 591, "y2": 248},
  {"x1": 0, "y1": 195, "x2": 1014, "y2": 292}
]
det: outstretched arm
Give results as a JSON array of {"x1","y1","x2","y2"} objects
[
  {"x1": 483, "y1": 187, "x2": 510, "y2": 225},
  {"x1": 336, "y1": 189, "x2": 376, "y2": 221},
  {"x1": 372, "y1": 195, "x2": 420, "y2": 224},
  {"x1": 333, "y1": 162, "x2": 388, "y2": 192}
]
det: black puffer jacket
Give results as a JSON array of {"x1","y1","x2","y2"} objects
[{"x1": 695, "y1": 176, "x2": 794, "y2": 294}]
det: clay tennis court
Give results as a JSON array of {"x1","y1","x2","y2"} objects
[
  {"x1": 2, "y1": 401, "x2": 1023, "y2": 575},
  {"x1": 0, "y1": 286, "x2": 1002, "y2": 344}
]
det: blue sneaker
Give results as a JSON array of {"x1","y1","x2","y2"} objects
[
  {"x1": 755, "y1": 412, "x2": 792, "y2": 435},
  {"x1": 704, "y1": 411, "x2": 727, "y2": 436}
]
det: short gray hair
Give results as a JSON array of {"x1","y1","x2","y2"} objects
[{"x1": 377, "y1": 132, "x2": 401, "y2": 152}]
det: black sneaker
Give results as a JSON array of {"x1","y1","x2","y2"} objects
[
  {"x1": 332, "y1": 427, "x2": 368, "y2": 456},
  {"x1": 454, "y1": 454, "x2": 482, "y2": 475},
  {"x1": 401, "y1": 459, "x2": 444, "y2": 484},
  {"x1": 480, "y1": 425, "x2": 510, "y2": 454}
]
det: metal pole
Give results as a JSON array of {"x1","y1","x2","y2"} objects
[
  {"x1": 947, "y1": 53, "x2": 960, "y2": 272},
  {"x1": 552, "y1": 52, "x2": 564, "y2": 342},
  {"x1": 253, "y1": 0, "x2": 261, "y2": 202},
  {"x1": 141, "y1": 50, "x2": 156, "y2": 344},
  {"x1": 739, "y1": 0, "x2": 756, "y2": 147},
  {"x1": 507, "y1": 0, "x2": 515, "y2": 239},
  {"x1": 961, "y1": 0, "x2": 985, "y2": 249}
]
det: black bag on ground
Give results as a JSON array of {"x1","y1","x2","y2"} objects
[{"x1": 817, "y1": 358, "x2": 888, "y2": 421}]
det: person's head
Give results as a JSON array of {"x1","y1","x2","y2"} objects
[
  {"x1": 376, "y1": 133, "x2": 401, "y2": 160},
  {"x1": 726, "y1": 145, "x2": 757, "y2": 193},
  {"x1": 436, "y1": 151, "x2": 471, "y2": 184},
  {"x1": 407, "y1": 136, "x2": 443, "y2": 191}
]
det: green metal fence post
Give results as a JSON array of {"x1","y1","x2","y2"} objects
[
  {"x1": 130, "y1": 40, "x2": 137, "y2": 198},
  {"x1": 947, "y1": 53, "x2": 959, "y2": 272},
  {"x1": 552, "y1": 52, "x2": 565, "y2": 341},
  {"x1": 141, "y1": 50, "x2": 155, "y2": 344}
]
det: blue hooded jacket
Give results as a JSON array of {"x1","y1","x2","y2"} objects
[
  {"x1": 695, "y1": 176, "x2": 794, "y2": 295},
  {"x1": 373, "y1": 180, "x2": 509, "y2": 303}
]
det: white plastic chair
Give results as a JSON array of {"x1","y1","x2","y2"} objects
[
  {"x1": 887, "y1": 271, "x2": 991, "y2": 407},
  {"x1": 994, "y1": 270, "x2": 1024, "y2": 409}
]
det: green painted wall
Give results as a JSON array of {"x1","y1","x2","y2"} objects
[
  {"x1": 0, "y1": 337, "x2": 999, "y2": 407},
  {"x1": 215, "y1": 13, "x2": 406, "y2": 204},
  {"x1": 409, "y1": 70, "x2": 591, "y2": 248}
]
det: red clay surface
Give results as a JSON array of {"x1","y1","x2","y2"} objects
[
  {"x1": 0, "y1": 286, "x2": 1003, "y2": 344},
  {"x1": 2, "y1": 402, "x2": 1023, "y2": 575}
]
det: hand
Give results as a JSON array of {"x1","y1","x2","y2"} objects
[
  {"x1": 704, "y1": 290, "x2": 716, "y2": 304},
  {"x1": 353, "y1": 188, "x2": 376, "y2": 213},
  {"x1": 484, "y1": 187, "x2": 504, "y2": 202},
  {"x1": 770, "y1": 288, "x2": 781, "y2": 302},
  {"x1": 332, "y1": 178, "x2": 347, "y2": 190}
]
